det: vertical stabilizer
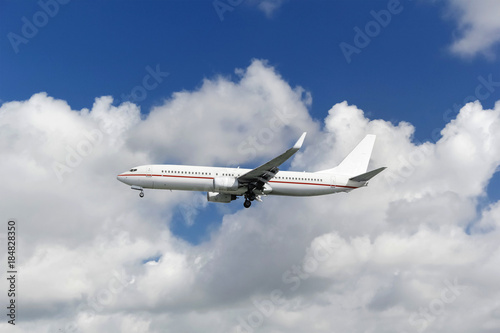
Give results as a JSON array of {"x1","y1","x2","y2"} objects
[{"x1": 318, "y1": 135, "x2": 376, "y2": 176}]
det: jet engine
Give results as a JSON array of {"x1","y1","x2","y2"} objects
[
  {"x1": 207, "y1": 192, "x2": 237, "y2": 203},
  {"x1": 213, "y1": 176, "x2": 239, "y2": 191}
]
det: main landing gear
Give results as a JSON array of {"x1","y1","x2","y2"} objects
[{"x1": 243, "y1": 190, "x2": 261, "y2": 208}]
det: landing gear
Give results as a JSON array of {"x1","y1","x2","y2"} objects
[
  {"x1": 243, "y1": 190, "x2": 256, "y2": 208},
  {"x1": 243, "y1": 183, "x2": 265, "y2": 208},
  {"x1": 131, "y1": 185, "x2": 145, "y2": 198}
]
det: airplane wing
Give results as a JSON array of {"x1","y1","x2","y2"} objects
[{"x1": 238, "y1": 132, "x2": 306, "y2": 186}]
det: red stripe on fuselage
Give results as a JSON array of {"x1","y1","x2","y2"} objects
[
  {"x1": 118, "y1": 174, "x2": 212, "y2": 180},
  {"x1": 118, "y1": 174, "x2": 360, "y2": 190},
  {"x1": 268, "y1": 180, "x2": 358, "y2": 189}
]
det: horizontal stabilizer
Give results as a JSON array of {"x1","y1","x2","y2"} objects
[{"x1": 349, "y1": 167, "x2": 387, "y2": 182}]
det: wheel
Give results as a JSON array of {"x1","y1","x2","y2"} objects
[
  {"x1": 243, "y1": 200, "x2": 251, "y2": 208},
  {"x1": 139, "y1": 192, "x2": 144, "y2": 198}
]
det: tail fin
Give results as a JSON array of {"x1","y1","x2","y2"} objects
[{"x1": 318, "y1": 134, "x2": 376, "y2": 176}]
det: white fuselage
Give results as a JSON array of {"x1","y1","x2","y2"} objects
[{"x1": 117, "y1": 164, "x2": 363, "y2": 197}]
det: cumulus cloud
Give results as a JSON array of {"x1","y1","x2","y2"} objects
[
  {"x1": 1, "y1": 60, "x2": 500, "y2": 333},
  {"x1": 443, "y1": 0, "x2": 500, "y2": 58},
  {"x1": 129, "y1": 59, "x2": 317, "y2": 166}
]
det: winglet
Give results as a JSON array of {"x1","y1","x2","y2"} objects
[
  {"x1": 293, "y1": 132, "x2": 307, "y2": 150},
  {"x1": 238, "y1": 131, "x2": 307, "y2": 183}
]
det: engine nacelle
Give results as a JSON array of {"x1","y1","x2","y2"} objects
[
  {"x1": 262, "y1": 183, "x2": 273, "y2": 194},
  {"x1": 213, "y1": 176, "x2": 239, "y2": 191},
  {"x1": 207, "y1": 192, "x2": 237, "y2": 203}
]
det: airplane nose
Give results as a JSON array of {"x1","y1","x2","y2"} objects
[{"x1": 117, "y1": 174, "x2": 124, "y2": 183}]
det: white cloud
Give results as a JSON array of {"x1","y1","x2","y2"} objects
[
  {"x1": 244, "y1": 0, "x2": 285, "y2": 18},
  {"x1": 1, "y1": 61, "x2": 500, "y2": 332},
  {"x1": 129, "y1": 59, "x2": 317, "y2": 166},
  {"x1": 443, "y1": 0, "x2": 500, "y2": 58},
  {"x1": 256, "y1": 0, "x2": 285, "y2": 18}
]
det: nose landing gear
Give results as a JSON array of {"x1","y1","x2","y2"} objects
[{"x1": 131, "y1": 185, "x2": 145, "y2": 198}]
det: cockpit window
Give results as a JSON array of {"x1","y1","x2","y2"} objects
[{"x1": 129, "y1": 168, "x2": 138, "y2": 172}]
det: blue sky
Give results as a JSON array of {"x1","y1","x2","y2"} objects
[
  {"x1": 2, "y1": 0, "x2": 499, "y2": 137},
  {"x1": 2, "y1": 0, "x2": 500, "y2": 244},
  {"x1": 4, "y1": 2, "x2": 500, "y2": 332}
]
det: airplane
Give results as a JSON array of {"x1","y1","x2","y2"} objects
[{"x1": 116, "y1": 133, "x2": 386, "y2": 208}]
